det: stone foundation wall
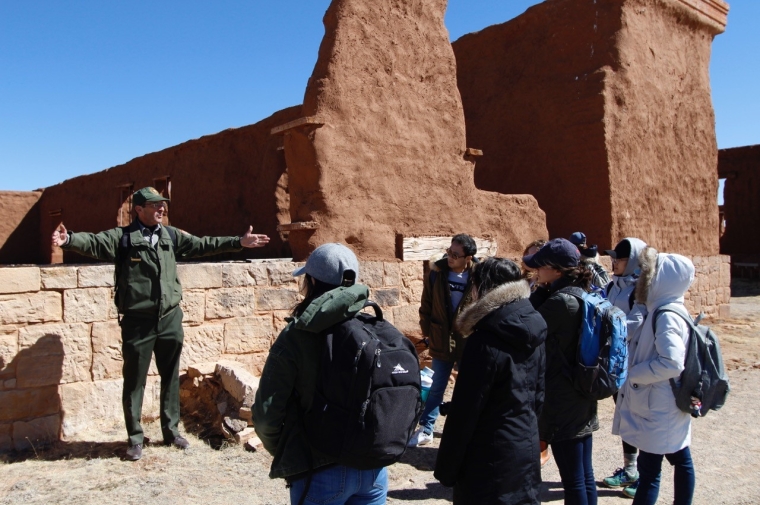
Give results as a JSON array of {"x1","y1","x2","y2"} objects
[{"x1": 0, "y1": 255, "x2": 729, "y2": 451}]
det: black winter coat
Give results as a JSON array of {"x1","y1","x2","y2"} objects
[
  {"x1": 434, "y1": 280, "x2": 546, "y2": 505},
  {"x1": 530, "y1": 277, "x2": 599, "y2": 443}
]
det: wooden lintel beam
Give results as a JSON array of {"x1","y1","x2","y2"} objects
[
  {"x1": 277, "y1": 221, "x2": 320, "y2": 232},
  {"x1": 270, "y1": 116, "x2": 324, "y2": 135},
  {"x1": 465, "y1": 148, "x2": 483, "y2": 157},
  {"x1": 401, "y1": 235, "x2": 497, "y2": 261}
]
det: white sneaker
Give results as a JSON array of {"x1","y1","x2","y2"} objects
[{"x1": 407, "y1": 427, "x2": 433, "y2": 447}]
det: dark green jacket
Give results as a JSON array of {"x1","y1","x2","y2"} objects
[
  {"x1": 62, "y1": 220, "x2": 242, "y2": 318},
  {"x1": 419, "y1": 255, "x2": 477, "y2": 362},
  {"x1": 531, "y1": 278, "x2": 599, "y2": 443},
  {"x1": 253, "y1": 284, "x2": 369, "y2": 480}
]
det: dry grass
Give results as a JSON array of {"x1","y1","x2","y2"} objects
[{"x1": 2, "y1": 283, "x2": 759, "y2": 505}]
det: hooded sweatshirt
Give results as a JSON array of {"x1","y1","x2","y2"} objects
[
  {"x1": 606, "y1": 237, "x2": 648, "y2": 315},
  {"x1": 435, "y1": 280, "x2": 546, "y2": 504},
  {"x1": 612, "y1": 248, "x2": 695, "y2": 455}
]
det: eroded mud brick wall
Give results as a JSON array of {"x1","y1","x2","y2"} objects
[
  {"x1": 280, "y1": 0, "x2": 547, "y2": 261},
  {"x1": 453, "y1": 0, "x2": 727, "y2": 255},
  {"x1": 0, "y1": 191, "x2": 42, "y2": 265},
  {"x1": 36, "y1": 106, "x2": 302, "y2": 265},
  {"x1": 719, "y1": 145, "x2": 760, "y2": 256}
]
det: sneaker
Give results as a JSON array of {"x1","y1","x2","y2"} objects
[
  {"x1": 622, "y1": 480, "x2": 639, "y2": 499},
  {"x1": 407, "y1": 427, "x2": 433, "y2": 447},
  {"x1": 125, "y1": 444, "x2": 142, "y2": 461},
  {"x1": 602, "y1": 468, "x2": 639, "y2": 488}
]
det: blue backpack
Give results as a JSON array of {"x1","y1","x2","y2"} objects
[{"x1": 558, "y1": 287, "x2": 629, "y2": 400}]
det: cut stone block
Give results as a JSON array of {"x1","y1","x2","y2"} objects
[
  {"x1": 63, "y1": 288, "x2": 112, "y2": 323},
  {"x1": 60, "y1": 377, "x2": 161, "y2": 439},
  {"x1": 78, "y1": 265, "x2": 115, "y2": 287},
  {"x1": 371, "y1": 288, "x2": 400, "y2": 308},
  {"x1": 0, "y1": 386, "x2": 60, "y2": 422},
  {"x1": 205, "y1": 288, "x2": 257, "y2": 319},
  {"x1": 223, "y1": 263, "x2": 268, "y2": 288},
  {"x1": 216, "y1": 360, "x2": 260, "y2": 407},
  {"x1": 180, "y1": 325, "x2": 225, "y2": 371},
  {"x1": 177, "y1": 264, "x2": 224, "y2": 289},
  {"x1": 187, "y1": 361, "x2": 217, "y2": 378},
  {"x1": 0, "y1": 291, "x2": 62, "y2": 325},
  {"x1": 40, "y1": 267, "x2": 78, "y2": 290},
  {"x1": 0, "y1": 330, "x2": 18, "y2": 376},
  {"x1": 361, "y1": 262, "x2": 385, "y2": 288},
  {"x1": 179, "y1": 289, "x2": 206, "y2": 324},
  {"x1": 234, "y1": 427, "x2": 257, "y2": 445},
  {"x1": 224, "y1": 316, "x2": 275, "y2": 354},
  {"x1": 392, "y1": 304, "x2": 422, "y2": 336},
  {"x1": 12, "y1": 414, "x2": 60, "y2": 451},
  {"x1": 266, "y1": 262, "x2": 299, "y2": 286},
  {"x1": 383, "y1": 262, "x2": 401, "y2": 287},
  {"x1": 256, "y1": 288, "x2": 299, "y2": 311},
  {"x1": 17, "y1": 323, "x2": 92, "y2": 386},
  {"x1": 244, "y1": 436, "x2": 263, "y2": 452},
  {"x1": 0, "y1": 267, "x2": 40, "y2": 294}
]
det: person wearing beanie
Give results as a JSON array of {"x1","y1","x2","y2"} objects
[
  {"x1": 51, "y1": 187, "x2": 270, "y2": 461},
  {"x1": 254, "y1": 243, "x2": 389, "y2": 505},
  {"x1": 569, "y1": 231, "x2": 610, "y2": 291},
  {"x1": 523, "y1": 238, "x2": 600, "y2": 505}
]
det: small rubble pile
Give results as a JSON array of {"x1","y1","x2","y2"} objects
[{"x1": 179, "y1": 360, "x2": 263, "y2": 451}]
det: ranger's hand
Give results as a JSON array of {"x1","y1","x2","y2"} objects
[
  {"x1": 52, "y1": 224, "x2": 68, "y2": 247},
  {"x1": 240, "y1": 226, "x2": 271, "y2": 248}
]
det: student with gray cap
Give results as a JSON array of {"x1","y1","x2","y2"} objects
[
  {"x1": 51, "y1": 186, "x2": 270, "y2": 461},
  {"x1": 254, "y1": 243, "x2": 389, "y2": 505}
]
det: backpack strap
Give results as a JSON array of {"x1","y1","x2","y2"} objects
[{"x1": 650, "y1": 305, "x2": 697, "y2": 400}]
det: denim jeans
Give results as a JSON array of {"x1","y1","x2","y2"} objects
[
  {"x1": 417, "y1": 358, "x2": 455, "y2": 434},
  {"x1": 633, "y1": 446, "x2": 695, "y2": 505},
  {"x1": 551, "y1": 435, "x2": 598, "y2": 505},
  {"x1": 289, "y1": 465, "x2": 388, "y2": 505}
]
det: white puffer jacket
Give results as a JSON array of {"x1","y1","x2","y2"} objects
[
  {"x1": 612, "y1": 248, "x2": 695, "y2": 455},
  {"x1": 606, "y1": 237, "x2": 647, "y2": 315}
]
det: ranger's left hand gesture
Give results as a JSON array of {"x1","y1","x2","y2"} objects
[{"x1": 240, "y1": 226, "x2": 271, "y2": 248}]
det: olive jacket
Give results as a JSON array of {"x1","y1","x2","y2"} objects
[
  {"x1": 419, "y1": 255, "x2": 477, "y2": 362},
  {"x1": 62, "y1": 220, "x2": 242, "y2": 318},
  {"x1": 253, "y1": 284, "x2": 370, "y2": 480}
]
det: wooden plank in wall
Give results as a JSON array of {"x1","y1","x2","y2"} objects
[{"x1": 401, "y1": 236, "x2": 497, "y2": 261}]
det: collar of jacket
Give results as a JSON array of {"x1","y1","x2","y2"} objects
[
  {"x1": 455, "y1": 279, "x2": 531, "y2": 336},
  {"x1": 293, "y1": 284, "x2": 369, "y2": 334}
]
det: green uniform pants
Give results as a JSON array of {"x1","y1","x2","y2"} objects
[{"x1": 121, "y1": 308, "x2": 184, "y2": 446}]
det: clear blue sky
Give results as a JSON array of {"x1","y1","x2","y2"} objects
[{"x1": 1, "y1": 0, "x2": 757, "y2": 192}]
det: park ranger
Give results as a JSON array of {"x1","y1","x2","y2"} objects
[{"x1": 51, "y1": 187, "x2": 270, "y2": 461}]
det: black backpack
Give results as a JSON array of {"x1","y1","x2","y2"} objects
[
  {"x1": 652, "y1": 307, "x2": 730, "y2": 417},
  {"x1": 304, "y1": 301, "x2": 423, "y2": 469}
]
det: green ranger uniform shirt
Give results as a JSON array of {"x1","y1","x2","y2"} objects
[{"x1": 62, "y1": 220, "x2": 243, "y2": 317}]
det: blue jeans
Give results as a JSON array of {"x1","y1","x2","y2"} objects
[
  {"x1": 551, "y1": 435, "x2": 597, "y2": 505},
  {"x1": 289, "y1": 465, "x2": 388, "y2": 505},
  {"x1": 633, "y1": 447, "x2": 695, "y2": 505},
  {"x1": 418, "y1": 358, "x2": 455, "y2": 433}
]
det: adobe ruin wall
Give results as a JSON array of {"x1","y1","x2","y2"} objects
[
  {"x1": 453, "y1": 0, "x2": 727, "y2": 256},
  {"x1": 0, "y1": 191, "x2": 42, "y2": 265},
  {"x1": 280, "y1": 0, "x2": 547, "y2": 261},
  {"x1": 37, "y1": 106, "x2": 303, "y2": 265},
  {"x1": 0, "y1": 256, "x2": 729, "y2": 452},
  {"x1": 719, "y1": 145, "x2": 760, "y2": 257}
]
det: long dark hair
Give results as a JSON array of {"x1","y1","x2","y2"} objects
[
  {"x1": 555, "y1": 258, "x2": 595, "y2": 292},
  {"x1": 291, "y1": 274, "x2": 339, "y2": 317},
  {"x1": 471, "y1": 257, "x2": 523, "y2": 299}
]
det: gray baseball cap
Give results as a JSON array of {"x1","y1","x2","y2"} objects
[{"x1": 292, "y1": 243, "x2": 360, "y2": 287}]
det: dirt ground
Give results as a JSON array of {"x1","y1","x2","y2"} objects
[{"x1": 2, "y1": 281, "x2": 759, "y2": 505}]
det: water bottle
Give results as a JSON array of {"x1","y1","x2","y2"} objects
[{"x1": 420, "y1": 367, "x2": 434, "y2": 403}]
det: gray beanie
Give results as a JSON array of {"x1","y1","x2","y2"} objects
[{"x1": 292, "y1": 243, "x2": 360, "y2": 287}]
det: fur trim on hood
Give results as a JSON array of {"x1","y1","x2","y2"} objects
[
  {"x1": 455, "y1": 280, "x2": 531, "y2": 336},
  {"x1": 635, "y1": 246, "x2": 658, "y2": 305}
]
